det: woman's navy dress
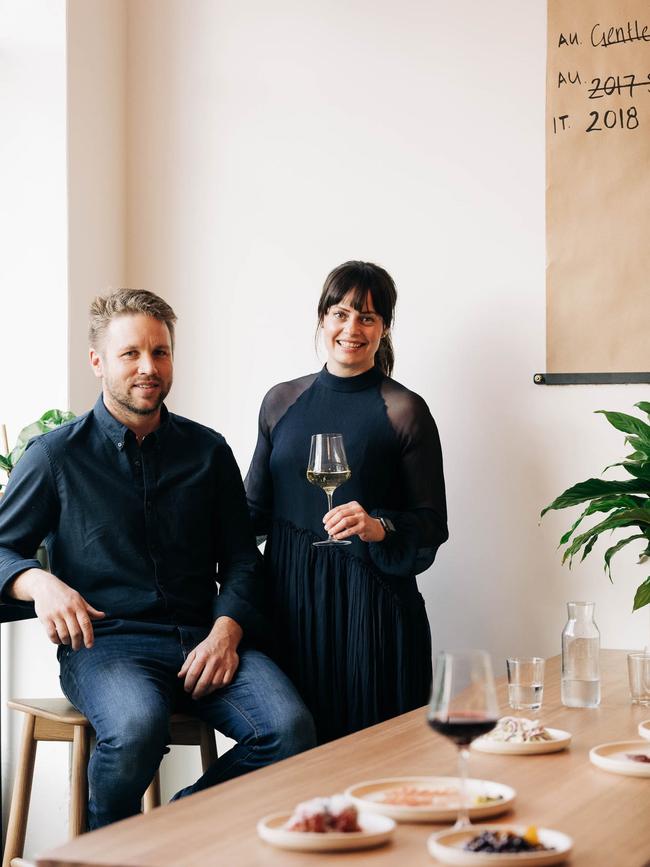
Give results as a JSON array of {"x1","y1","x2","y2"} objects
[{"x1": 245, "y1": 365, "x2": 448, "y2": 743}]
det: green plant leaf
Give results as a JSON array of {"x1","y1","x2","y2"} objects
[
  {"x1": 624, "y1": 436, "x2": 650, "y2": 459},
  {"x1": 9, "y1": 421, "x2": 43, "y2": 465},
  {"x1": 559, "y1": 496, "x2": 647, "y2": 545},
  {"x1": 559, "y1": 509, "x2": 588, "y2": 545},
  {"x1": 561, "y1": 508, "x2": 650, "y2": 565},
  {"x1": 603, "y1": 461, "x2": 626, "y2": 473},
  {"x1": 620, "y1": 463, "x2": 650, "y2": 481},
  {"x1": 626, "y1": 451, "x2": 650, "y2": 462},
  {"x1": 639, "y1": 539, "x2": 650, "y2": 563},
  {"x1": 584, "y1": 495, "x2": 646, "y2": 513},
  {"x1": 8, "y1": 410, "x2": 76, "y2": 466},
  {"x1": 40, "y1": 409, "x2": 75, "y2": 429},
  {"x1": 634, "y1": 401, "x2": 650, "y2": 419},
  {"x1": 596, "y1": 410, "x2": 650, "y2": 444},
  {"x1": 0, "y1": 454, "x2": 12, "y2": 472},
  {"x1": 580, "y1": 535, "x2": 598, "y2": 562},
  {"x1": 633, "y1": 576, "x2": 650, "y2": 611},
  {"x1": 604, "y1": 533, "x2": 646, "y2": 580},
  {"x1": 603, "y1": 455, "x2": 650, "y2": 473},
  {"x1": 541, "y1": 478, "x2": 650, "y2": 516}
]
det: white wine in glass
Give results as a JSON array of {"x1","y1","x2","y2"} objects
[
  {"x1": 427, "y1": 650, "x2": 499, "y2": 830},
  {"x1": 307, "y1": 433, "x2": 352, "y2": 547}
]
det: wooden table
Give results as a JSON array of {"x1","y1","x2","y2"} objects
[{"x1": 37, "y1": 651, "x2": 650, "y2": 867}]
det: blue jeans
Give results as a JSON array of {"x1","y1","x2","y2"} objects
[{"x1": 58, "y1": 626, "x2": 316, "y2": 829}]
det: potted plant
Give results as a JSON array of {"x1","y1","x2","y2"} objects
[
  {"x1": 0, "y1": 409, "x2": 76, "y2": 492},
  {"x1": 1, "y1": 410, "x2": 76, "y2": 571},
  {"x1": 541, "y1": 402, "x2": 650, "y2": 612}
]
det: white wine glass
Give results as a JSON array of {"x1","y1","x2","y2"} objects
[
  {"x1": 307, "y1": 433, "x2": 352, "y2": 547},
  {"x1": 427, "y1": 650, "x2": 499, "y2": 830}
]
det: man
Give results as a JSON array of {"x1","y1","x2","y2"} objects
[{"x1": 0, "y1": 289, "x2": 315, "y2": 829}]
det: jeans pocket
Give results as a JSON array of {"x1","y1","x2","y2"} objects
[
  {"x1": 57, "y1": 645, "x2": 77, "y2": 704},
  {"x1": 57, "y1": 644, "x2": 71, "y2": 663}
]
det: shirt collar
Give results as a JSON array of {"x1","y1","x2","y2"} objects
[
  {"x1": 92, "y1": 395, "x2": 170, "y2": 451},
  {"x1": 317, "y1": 364, "x2": 383, "y2": 393}
]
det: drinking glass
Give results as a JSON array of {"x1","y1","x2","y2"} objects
[
  {"x1": 306, "y1": 433, "x2": 352, "y2": 547},
  {"x1": 506, "y1": 657, "x2": 545, "y2": 711},
  {"x1": 427, "y1": 650, "x2": 499, "y2": 830},
  {"x1": 627, "y1": 652, "x2": 650, "y2": 705}
]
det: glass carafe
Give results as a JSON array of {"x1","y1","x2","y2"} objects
[{"x1": 561, "y1": 601, "x2": 600, "y2": 707}]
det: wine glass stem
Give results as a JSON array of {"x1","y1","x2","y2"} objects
[
  {"x1": 454, "y1": 746, "x2": 471, "y2": 830},
  {"x1": 325, "y1": 491, "x2": 334, "y2": 541}
]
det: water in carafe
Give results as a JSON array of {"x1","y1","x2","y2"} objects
[{"x1": 561, "y1": 601, "x2": 600, "y2": 708}]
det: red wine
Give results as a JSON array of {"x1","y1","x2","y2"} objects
[{"x1": 428, "y1": 715, "x2": 498, "y2": 746}]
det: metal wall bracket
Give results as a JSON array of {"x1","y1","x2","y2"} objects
[{"x1": 534, "y1": 372, "x2": 650, "y2": 385}]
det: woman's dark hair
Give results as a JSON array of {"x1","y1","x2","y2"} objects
[{"x1": 317, "y1": 260, "x2": 397, "y2": 376}]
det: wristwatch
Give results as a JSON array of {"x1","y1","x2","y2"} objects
[{"x1": 378, "y1": 516, "x2": 396, "y2": 535}]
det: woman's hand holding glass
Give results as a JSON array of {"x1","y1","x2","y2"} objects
[{"x1": 323, "y1": 500, "x2": 386, "y2": 542}]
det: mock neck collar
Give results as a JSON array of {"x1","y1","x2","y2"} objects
[{"x1": 317, "y1": 364, "x2": 383, "y2": 393}]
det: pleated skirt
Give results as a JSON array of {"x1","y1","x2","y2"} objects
[{"x1": 266, "y1": 519, "x2": 433, "y2": 744}]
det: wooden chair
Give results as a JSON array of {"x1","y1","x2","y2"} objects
[{"x1": 2, "y1": 698, "x2": 218, "y2": 867}]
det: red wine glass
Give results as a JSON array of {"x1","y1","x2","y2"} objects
[{"x1": 427, "y1": 649, "x2": 499, "y2": 830}]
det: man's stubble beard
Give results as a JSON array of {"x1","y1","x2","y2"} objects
[{"x1": 105, "y1": 378, "x2": 171, "y2": 417}]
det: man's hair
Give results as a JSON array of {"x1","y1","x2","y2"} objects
[{"x1": 89, "y1": 289, "x2": 178, "y2": 351}]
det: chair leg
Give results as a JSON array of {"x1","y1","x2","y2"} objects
[
  {"x1": 69, "y1": 724, "x2": 90, "y2": 837},
  {"x1": 2, "y1": 714, "x2": 37, "y2": 867},
  {"x1": 199, "y1": 723, "x2": 218, "y2": 771},
  {"x1": 142, "y1": 770, "x2": 161, "y2": 812}
]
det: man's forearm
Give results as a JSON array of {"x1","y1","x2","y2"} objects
[
  {"x1": 8, "y1": 567, "x2": 53, "y2": 601},
  {"x1": 8, "y1": 568, "x2": 105, "y2": 649},
  {"x1": 210, "y1": 615, "x2": 243, "y2": 647}
]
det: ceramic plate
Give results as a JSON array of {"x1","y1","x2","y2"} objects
[
  {"x1": 257, "y1": 811, "x2": 395, "y2": 851},
  {"x1": 638, "y1": 720, "x2": 650, "y2": 741},
  {"x1": 427, "y1": 825, "x2": 573, "y2": 866},
  {"x1": 345, "y1": 777, "x2": 515, "y2": 823},
  {"x1": 589, "y1": 740, "x2": 650, "y2": 776},
  {"x1": 472, "y1": 728, "x2": 571, "y2": 756}
]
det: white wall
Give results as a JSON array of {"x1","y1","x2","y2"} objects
[
  {"x1": 67, "y1": 0, "x2": 127, "y2": 413},
  {"x1": 5, "y1": 0, "x2": 650, "y2": 859},
  {"x1": 1, "y1": 0, "x2": 127, "y2": 858},
  {"x1": 125, "y1": 0, "x2": 650, "y2": 664},
  {"x1": 0, "y1": 0, "x2": 69, "y2": 855}
]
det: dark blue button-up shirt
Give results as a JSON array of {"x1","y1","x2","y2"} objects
[{"x1": 0, "y1": 397, "x2": 264, "y2": 637}]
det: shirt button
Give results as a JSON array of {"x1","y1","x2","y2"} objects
[
  {"x1": 135, "y1": 460, "x2": 141, "y2": 468},
  {"x1": 117, "y1": 442, "x2": 123, "y2": 449}
]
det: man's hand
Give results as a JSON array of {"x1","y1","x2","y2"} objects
[
  {"x1": 178, "y1": 616, "x2": 243, "y2": 699},
  {"x1": 10, "y1": 568, "x2": 105, "y2": 650},
  {"x1": 323, "y1": 501, "x2": 386, "y2": 543}
]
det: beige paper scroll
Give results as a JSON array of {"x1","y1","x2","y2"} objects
[{"x1": 546, "y1": 0, "x2": 650, "y2": 372}]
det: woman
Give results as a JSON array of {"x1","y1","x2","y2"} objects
[{"x1": 245, "y1": 261, "x2": 448, "y2": 743}]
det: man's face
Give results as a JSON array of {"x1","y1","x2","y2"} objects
[{"x1": 90, "y1": 313, "x2": 173, "y2": 421}]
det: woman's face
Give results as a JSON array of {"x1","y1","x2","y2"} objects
[{"x1": 321, "y1": 291, "x2": 384, "y2": 377}]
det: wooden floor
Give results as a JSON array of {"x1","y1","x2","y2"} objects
[{"x1": 36, "y1": 650, "x2": 650, "y2": 867}]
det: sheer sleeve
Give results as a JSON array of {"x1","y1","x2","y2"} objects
[
  {"x1": 368, "y1": 380, "x2": 448, "y2": 576},
  {"x1": 244, "y1": 396, "x2": 274, "y2": 539},
  {"x1": 245, "y1": 374, "x2": 317, "y2": 540}
]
